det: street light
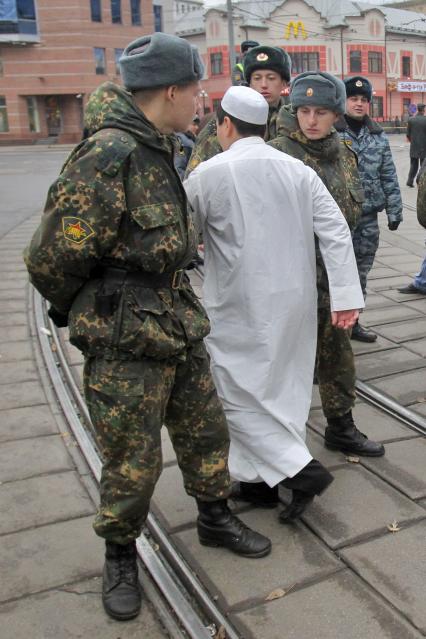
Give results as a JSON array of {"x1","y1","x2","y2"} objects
[{"x1": 200, "y1": 89, "x2": 209, "y2": 114}]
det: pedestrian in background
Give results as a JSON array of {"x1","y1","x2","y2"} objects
[
  {"x1": 270, "y1": 72, "x2": 384, "y2": 457},
  {"x1": 406, "y1": 103, "x2": 426, "y2": 187},
  {"x1": 335, "y1": 76, "x2": 403, "y2": 343},
  {"x1": 174, "y1": 115, "x2": 200, "y2": 179},
  {"x1": 232, "y1": 39, "x2": 259, "y2": 85},
  {"x1": 399, "y1": 161, "x2": 426, "y2": 296},
  {"x1": 24, "y1": 33, "x2": 271, "y2": 623}
]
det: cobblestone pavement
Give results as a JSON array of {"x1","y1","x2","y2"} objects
[{"x1": 0, "y1": 139, "x2": 425, "y2": 638}]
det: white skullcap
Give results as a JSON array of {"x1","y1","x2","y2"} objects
[{"x1": 221, "y1": 86, "x2": 268, "y2": 125}]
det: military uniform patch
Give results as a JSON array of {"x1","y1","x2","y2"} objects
[
  {"x1": 256, "y1": 53, "x2": 269, "y2": 62},
  {"x1": 63, "y1": 217, "x2": 95, "y2": 244},
  {"x1": 306, "y1": 88, "x2": 313, "y2": 97},
  {"x1": 355, "y1": 80, "x2": 363, "y2": 87}
]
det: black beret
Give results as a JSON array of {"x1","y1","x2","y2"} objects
[
  {"x1": 344, "y1": 76, "x2": 373, "y2": 101},
  {"x1": 243, "y1": 46, "x2": 291, "y2": 83}
]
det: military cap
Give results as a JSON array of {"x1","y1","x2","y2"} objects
[
  {"x1": 344, "y1": 76, "x2": 373, "y2": 102},
  {"x1": 119, "y1": 33, "x2": 204, "y2": 91},
  {"x1": 243, "y1": 46, "x2": 291, "y2": 83},
  {"x1": 417, "y1": 103, "x2": 425, "y2": 111},
  {"x1": 291, "y1": 72, "x2": 346, "y2": 114},
  {"x1": 241, "y1": 39, "x2": 259, "y2": 53}
]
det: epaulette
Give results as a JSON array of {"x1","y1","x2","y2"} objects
[{"x1": 92, "y1": 128, "x2": 137, "y2": 176}]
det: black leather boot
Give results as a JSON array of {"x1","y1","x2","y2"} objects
[
  {"x1": 279, "y1": 460, "x2": 334, "y2": 524},
  {"x1": 325, "y1": 411, "x2": 385, "y2": 456},
  {"x1": 102, "y1": 540, "x2": 141, "y2": 620},
  {"x1": 197, "y1": 499, "x2": 271, "y2": 558},
  {"x1": 351, "y1": 321, "x2": 377, "y2": 343},
  {"x1": 230, "y1": 481, "x2": 279, "y2": 508}
]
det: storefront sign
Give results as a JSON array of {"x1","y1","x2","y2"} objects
[
  {"x1": 397, "y1": 81, "x2": 426, "y2": 92},
  {"x1": 284, "y1": 21, "x2": 308, "y2": 40}
]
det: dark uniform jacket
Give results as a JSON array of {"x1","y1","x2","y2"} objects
[
  {"x1": 407, "y1": 114, "x2": 426, "y2": 159},
  {"x1": 269, "y1": 106, "x2": 364, "y2": 307},
  {"x1": 24, "y1": 82, "x2": 209, "y2": 360},
  {"x1": 417, "y1": 162, "x2": 426, "y2": 228}
]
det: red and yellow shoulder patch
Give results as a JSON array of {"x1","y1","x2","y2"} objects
[{"x1": 62, "y1": 217, "x2": 95, "y2": 244}]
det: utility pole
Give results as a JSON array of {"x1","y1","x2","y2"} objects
[{"x1": 227, "y1": 0, "x2": 236, "y2": 78}]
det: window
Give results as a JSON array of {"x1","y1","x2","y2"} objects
[
  {"x1": 153, "y1": 5, "x2": 162, "y2": 31},
  {"x1": 111, "y1": 0, "x2": 121, "y2": 23},
  {"x1": 349, "y1": 50, "x2": 361, "y2": 73},
  {"x1": 370, "y1": 96, "x2": 383, "y2": 118},
  {"x1": 90, "y1": 0, "x2": 102, "y2": 21},
  {"x1": 289, "y1": 52, "x2": 319, "y2": 74},
  {"x1": 26, "y1": 96, "x2": 40, "y2": 132},
  {"x1": 368, "y1": 51, "x2": 382, "y2": 74},
  {"x1": 94, "y1": 47, "x2": 106, "y2": 74},
  {"x1": 0, "y1": 97, "x2": 9, "y2": 132},
  {"x1": 130, "y1": 0, "x2": 141, "y2": 25},
  {"x1": 17, "y1": 0, "x2": 36, "y2": 20},
  {"x1": 210, "y1": 52, "x2": 223, "y2": 75},
  {"x1": 402, "y1": 56, "x2": 411, "y2": 77},
  {"x1": 114, "y1": 48, "x2": 124, "y2": 74}
]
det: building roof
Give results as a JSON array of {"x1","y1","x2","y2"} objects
[{"x1": 175, "y1": 7, "x2": 205, "y2": 35}]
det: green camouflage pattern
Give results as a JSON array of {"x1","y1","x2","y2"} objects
[
  {"x1": 185, "y1": 97, "x2": 287, "y2": 175},
  {"x1": 85, "y1": 344, "x2": 231, "y2": 544},
  {"x1": 269, "y1": 106, "x2": 360, "y2": 419},
  {"x1": 24, "y1": 82, "x2": 209, "y2": 360},
  {"x1": 417, "y1": 162, "x2": 426, "y2": 229}
]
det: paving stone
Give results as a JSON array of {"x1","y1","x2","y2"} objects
[
  {"x1": 362, "y1": 293, "x2": 399, "y2": 309},
  {"x1": 361, "y1": 439, "x2": 426, "y2": 499},
  {"x1": 362, "y1": 305, "x2": 422, "y2": 326},
  {"x1": 309, "y1": 403, "x2": 419, "y2": 443},
  {"x1": 0, "y1": 312, "x2": 26, "y2": 328},
  {"x1": 151, "y1": 464, "x2": 197, "y2": 530},
  {"x1": 387, "y1": 260, "x2": 426, "y2": 272},
  {"x1": 381, "y1": 288, "x2": 426, "y2": 302},
  {"x1": 0, "y1": 577, "x2": 167, "y2": 639},
  {"x1": 1, "y1": 299, "x2": 27, "y2": 313},
  {"x1": 341, "y1": 521, "x2": 426, "y2": 634},
  {"x1": 368, "y1": 275, "x2": 413, "y2": 291},
  {"x1": 376, "y1": 254, "x2": 423, "y2": 267},
  {"x1": 305, "y1": 428, "x2": 347, "y2": 468},
  {"x1": 310, "y1": 384, "x2": 322, "y2": 410},
  {"x1": 373, "y1": 317, "x2": 426, "y2": 342},
  {"x1": 0, "y1": 288, "x2": 26, "y2": 301},
  {"x1": 161, "y1": 426, "x2": 177, "y2": 466},
  {"x1": 0, "y1": 405, "x2": 58, "y2": 442},
  {"x1": 0, "y1": 471, "x2": 94, "y2": 535},
  {"x1": 174, "y1": 509, "x2": 342, "y2": 608},
  {"x1": 368, "y1": 266, "x2": 401, "y2": 279},
  {"x1": 0, "y1": 435, "x2": 74, "y2": 482},
  {"x1": 375, "y1": 247, "x2": 410, "y2": 258},
  {"x1": 0, "y1": 340, "x2": 32, "y2": 361},
  {"x1": 355, "y1": 347, "x2": 426, "y2": 380},
  {"x1": 232, "y1": 570, "x2": 424, "y2": 639},
  {"x1": 300, "y1": 466, "x2": 425, "y2": 549},
  {"x1": 0, "y1": 279, "x2": 27, "y2": 291},
  {"x1": 370, "y1": 370, "x2": 426, "y2": 406},
  {"x1": 351, "y1": 335, "x2": 399, "y2": 355},
  {"x1": 404, "y1": 298, "x2": 426, "y2": 313},
  {"x1": 0, "y1": 380, "x2": 46, "y2": 410},
  {"x1": 404, "y1": 338, "x2": 426, "y2": 357},
  {"x1": 0, "y1": 360, "x2": 38, "y2": 384},
  {"x1": 409, "y1": 402, "x2": 426, "y2": 416},
  {"x1": 0, "y1": 517, "x2": 103, "y2": 602},
  {"x1": 0, "y1": 325, "x2": 29, "y2": 342}
]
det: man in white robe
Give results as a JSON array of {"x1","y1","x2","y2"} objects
[{"x1": 184, "y1": 86, "x2": 364, "y2": 522}]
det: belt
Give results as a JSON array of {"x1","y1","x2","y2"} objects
[{"x1": 99, "y1": 266, "x2": 186, "y2": 290}]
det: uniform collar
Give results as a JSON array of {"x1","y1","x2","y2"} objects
[{"x1": 229, "y1": 136, "x2": 266, "y2": 150}]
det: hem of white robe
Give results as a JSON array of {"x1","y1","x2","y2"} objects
[{"x1": 228, "y1": 445, "x2": 313, "y2": 488}]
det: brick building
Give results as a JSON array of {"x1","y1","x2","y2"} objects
[{"x1": 0, "y1": 0, "x2": 157, "y2": 143}]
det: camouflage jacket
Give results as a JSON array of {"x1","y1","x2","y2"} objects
[
  {"x1": 417, "y1": 161, "x2": 426, "y2": 229},
  {"x1": 335, "y1": 115, "x2": 403, "y2": 223},
  {"x1": 186, "y1": 96, "x2": 287, "y2": 175},
  {"x1": 24, "y1": 82, "x2": 209, "y2": 360},
  {"x1": 269, "y1": 106, "x2": 364, "y2": 307}
]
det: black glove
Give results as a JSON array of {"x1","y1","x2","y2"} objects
[
  {"x1": 48, "y1": 306, "x2": 69, "y2": 328},
  {"x1": 388, "y1": 221, "x2": 400, "y2": 231}
]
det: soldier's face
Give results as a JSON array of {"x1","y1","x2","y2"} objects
[
  {"x1": 169, "y1": 82, "x2": 201, "y2": 132},
  {"x1": 296, "y1": 106, "x2": 338, "y2": 140},
  {"x1": 250, "y1": 70, "x2": 286, "y2": 106},
  {"x1": 346, "y1": 95, "x2": 369, "y2": 119}
]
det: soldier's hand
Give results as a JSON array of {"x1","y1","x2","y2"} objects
[
  {"x1": 388, "y1": 220, "x2": 400, "y2": 231},
  {"x1": 331, "y1": 309, "x2": 359, "y2": 330}
]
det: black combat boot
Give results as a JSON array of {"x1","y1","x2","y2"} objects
[
  {"x1": 197, "y1": 499, "x2": 271, "y2": 558},
  {"x1": 351, "y1": 321, "x2": 377, "y2": 343},
  {"x1": 102, "y1": 540, "x2": 141, "y2": 620},
  {"x1": 325, "y1": 410, "x2": 385, "y2": 456},
  {"x1": 279, "y1": 460, "x2": 334, "y2": 524},
  {"x1": 230, "y1": 481, "x2": 279, "y2": 508}
]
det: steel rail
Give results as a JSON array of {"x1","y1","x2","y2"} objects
[{"x1": 33, "y1": 289, "x2": 241, "y2": 639}]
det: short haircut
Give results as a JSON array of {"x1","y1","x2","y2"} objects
[{"x1": 216, "y1": 104, "x2": 266, "y2": 138}]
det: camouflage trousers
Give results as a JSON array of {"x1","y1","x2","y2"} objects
[
  {"x1": 352, "y1": 212, "x2": 380, "y2": 299},
  {"x1": 316, "y1": 307, "x2": 356, "y2": 419},
  {"x1": 83, "y1": 342, "x2": 231, "y2": 545}
]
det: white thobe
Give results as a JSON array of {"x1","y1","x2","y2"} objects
[{"x1": 184, "y1": 136, "x2": 364, "y2": 486}]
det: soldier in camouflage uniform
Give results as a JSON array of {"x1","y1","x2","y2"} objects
[
  {"x1": 186, "y1": 44, "x2": 291, "y2": 174},
  {"x1": 335, "y1": 76, "x2": 403, "y2": 342},
  {"x1": 24, "y1": 34, "x2": 271, "y2": 622},
  {"x1": 269, "y1": 72, "x2": 384, "y2": 460}
]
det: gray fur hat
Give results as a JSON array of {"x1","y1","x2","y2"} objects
[
  {"x1": 291, "y1": 72, "x2": 346, "y2": 114},
  {"x1": 119, "y1": 33, "x2": 204, "y2": 91}
]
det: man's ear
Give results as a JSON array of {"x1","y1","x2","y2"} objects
[{"x1": 166, "y1": 85, "x2": 179, "y2": 103}]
